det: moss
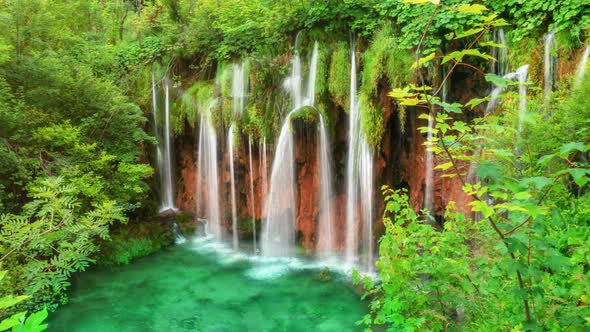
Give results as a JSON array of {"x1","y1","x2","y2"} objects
[
  {"x1": 291, "y1": 105, "x2": 318, "y2": 123},
  {"x1": 328, "y1": 41, "x2": 351, "y2": 112},
  {"x1": 362, "y1": 23, "x2": 412, "y2": 96},
  {"x1": 96, "y1": 220, "x2": 174, "y2": 266},
  {"x1": 316, "y1": 46, "x2": 329, "y2": 96},
  {"x1": 359, "y1": 90, "x2": 384, "y2": 149},
  {"x1": 171, "y1": 80, "x2": 217, "y2": 135},
  {"x1": 358, "y1": 24, "x2": 413, "y2": 148}
]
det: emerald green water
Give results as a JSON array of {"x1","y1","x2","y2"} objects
[{"x1": 47, "y1": 241, "x2": 367, "y2": 331}]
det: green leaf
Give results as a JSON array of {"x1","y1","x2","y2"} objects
[
  {"x1": 480, "y1": 41, "x2": 506, "y2": 48},
  {"x1": 485, "y1": 74, "x2": 509, "y2": 88},
  {"x1": 465, "y1": 97, "x2": 489, "y2": 110},
  {"x1": 470, "y1": 200, "x2": 494, "y2": 218},
  {"x1": 0, "y1": 311, "x2": 26, "y2": 331},
  {"x1": 13, "y1": 309, "x2": 48, "y2": 332},
  {"x1": 537, "y1": 154, "x2": 556, "y2": 166},
  {"x1": 476, "y1": 161, "x2": 503, "y2": 181},
  {"x1": 568, "y1": 168, "x2": 589, "y2": 187},
  {"x1": 454, "y1": 28, "x2": 484, "y2": 40},
  {"x1": 432, "y1": 100, "x2": 462, "y2": 113},
  {"x1": 0, "y1": 295, "x2": 29, "y2": 310},
  {"x1": 411, "y1": 52, "x2": 436, "y2": 69},
  {"x1": 462, "y1": 49, "x2": 494, "y2": 61},
  {"x1": 456, "y1": 4, "x2": 488, "y2": 15},
  {"x1": 404, "y1": 0, "x2": 439, "y2": 4},
  {"x1": 559, "y1": 142, "x2": 587, "y2": 156},
  {"x1": 435, "y1": 161, "x2": 453, "y2": 171},
  {"x1": 519, "y1": 177, "x2": 553, "y2": 191}
]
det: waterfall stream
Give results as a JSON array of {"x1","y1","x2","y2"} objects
[
  {"x1": 575, "y1": 44, "x2": 590, "y2": 88},
  {"x1": 196, "y1": 106, "x2": 222, "y2": 239},
  {"x1": 344, "y1": 37, "x2": 374, "y2": 272},
  {"x1": 544, "y1": 31, "x2": 557, "y2": 104},
  {"x1": 228, "y1": 124, "x2": 238, "y2": 249},
  {"x1": 151, "y1": 70, "x2": 177, "y2": 213},
  {"x1": 248, "y1": 135, "x2": 257, "y2": 254}
]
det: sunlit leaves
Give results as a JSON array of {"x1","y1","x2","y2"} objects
[
  {"x1": 411, "y1": 52, "x2": 435, "y2": 69},
  {"x1": 403, "y1": 0, "x2": 439, "y2": 4},
  {"x1": 456, "y1": 4, "x2": 488, "y2": 15}
]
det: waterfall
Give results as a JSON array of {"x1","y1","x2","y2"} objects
[
  {"x1": 261, "y1": 112, "x2": 297, "y2": 257},
  {"x1": 225, "y1": 62, "x2": 248, "y2": 249},
  {"x1": 491, "y1": 27, "x2": 509, "y2": 77},
  {"x1": 306, "y1": 42, "x2": 319, "y2": 106},
  {"x1": 196, "y1": 106, "x2": 222, "y2": 239},
  {"x1": 195, "y1": 112, "x2": 204, "y2": 218},
  {"x1": 261, "y1": 137, "x2": 268, "y2": 215},
  {"x1": 516, "y1": 65, "x2": 529, "y2": 133},
  {"x1": 543, "y1": 31, "x2": 557, "y2": 103},
  {"x1": 232, "y1": 63, "x2": 247, "y2": 115},
  {"x1": 261, "y1": 40, "x2": 320, "y2": 257},
  {"x1": 575, "y1": 44, "x2": 590, "y2": 88},
  {"x1": 228, "y1": 124, "x2": 238, "y2": 249},
  {"x1": 345, "y1": 37, "x2": 374, "y2": 271},
  {"x1": 248, "y1": 135, "x2": 257, "y2": 254},
  {"x1": 151, "y1": 69, "x2": 164, "y2": 209},
  {"x1": 316, "y1": 115, "x2": 335, "y2": 257},
  {"x1": 424, "y1": 112, "x2": 435, "y2": 214},
  {"x1": 159, "y1": 77, "x2": 176, "y2": 212}
]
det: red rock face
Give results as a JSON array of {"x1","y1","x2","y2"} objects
[{"x1": 172, "y1": 96, "x2": 473, "y2": 249}]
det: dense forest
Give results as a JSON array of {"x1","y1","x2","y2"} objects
[{"x1": 0, "y1": 0, "x2": 589, "y2": 331}]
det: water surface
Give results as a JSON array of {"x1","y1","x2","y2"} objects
[{"x1": 47, "y1": 240, "x2": 367, "y2": 331}]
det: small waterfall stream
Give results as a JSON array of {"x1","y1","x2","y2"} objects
[
  {"x1": 248, "y1": 136, "x2": 257, "y2": 254},
  {"x1": 345, "y1": 37, "x2": 374, "y2": 272},
  {"x1": 151, "y1": 75, "x2": 177, "y2": 213},
  {"x1": 228, "y1": 124, "x2": 238, "y2": 249},
  {"x1": 575, "y1": 44, "x2": 590, "y2": 88},
  {"x1": 196, "y1": 105, "x2": 222, "y2": 239},
  {"x1": 543, "y1": 31, "x2": 557, "y2": 103},
  {"x1": 491, "y1": 27, "x2": 509, "y2": 77},
  {"x1": 516, "y1": 65, "x2": 529, "y2": 133},
  {"x1": 316, "y1": 115, "x2": 335, "y2": 257}
]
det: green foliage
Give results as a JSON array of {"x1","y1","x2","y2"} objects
[
  {"x1": 360, "y1": 187, "x2": 475, "y2": 331},
  {"x1": 489, "y1": 0, "x2": 590, "y2": 43},
  {"x1": 373, "y1": 2, "x2": 590, "y2": 330},
  {"x1": 0, "y1": 177, "x2": 126, "y2": 312},
  {"x1": 0, "y1": 271, "x2": 48, "y2": 332}
]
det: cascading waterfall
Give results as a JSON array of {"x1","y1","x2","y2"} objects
[
  {"x1": 261, "y1": 111, "x2": 297, "y2": 256},
  {"x1": 516, "y1": 65, "x2": 529, "y2": 133},
  {"x1": 228, "y1": 124, "x2": 238, "y2": 249},
  {"x1": 424, "y1": 112, "x2": 435, "y2": 214},
  {"x1": 262, "y1": 41, "x2": 321, "y2": 257},
  {"x1": 261, "y1": 137, "x2": 268, "y2": 214},
  {"x1": 226, "y1": 62, "x2": 248, "y2": 249},
  {"x1": 159, "y1": 77, "x2": 176, "y2": 212},
  {"x1": 345, "y1": 37, "x2": 374, "y2": 272},
  {"x1": 232, "y1": 63, "x2": 247, "y2": 116},
  {"x1": 151, "y1": 69, "x2": 164, "y2": 204},
  {"x1": 491, "y1": 27, "x2": 509, "y2": 77},
  {"x1": 316, "y1": 115, "x2": 335, "y2": 256},
  {"x1": 575, "y1": 44, "x2": 590, "y2": 88},
  {"x1": 543, "y1": 30, "x2": 557, "y2": 103},
  {"x1": 195, "y1": 105, "x2": 222, "y2": 239},
  {"x1": 248, "y1": 136, "x2": 257, "y2": 254}
]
